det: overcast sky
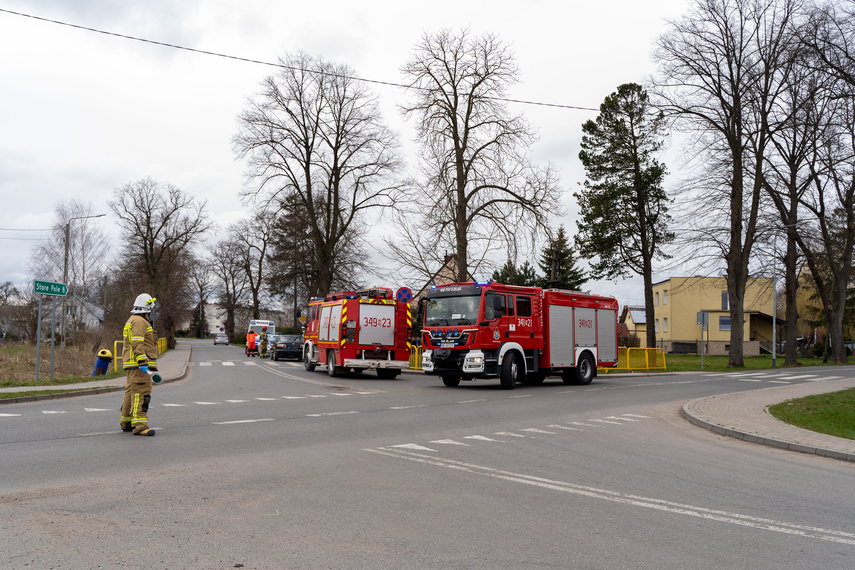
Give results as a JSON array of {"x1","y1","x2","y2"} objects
[{"x1": 0, "y1": 0, "x2": 692, "y2": 306}]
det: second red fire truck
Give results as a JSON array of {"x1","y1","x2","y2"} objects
[
  {"x1": 302, "y1": 287, "x2": 413, "y2": 379},
  {"x1": 420, "y1": 281, "x2": 619, "y2": 389}
]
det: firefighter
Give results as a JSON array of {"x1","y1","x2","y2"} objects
[
  {"x1": 259, "y1": 325, "x2": 269, "y2": 358},
  {"x1": 246, "y1": 329, "x2": 258, "y2": 357},
  {"x1": 120, "y1": 293, "x2": 159, "y2": 436}
]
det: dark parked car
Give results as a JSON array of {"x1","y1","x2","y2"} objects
[
  {"x1": 272, "y1": 334, "x2": 303, "y2": 361},
  {"x1": 214, "y1": 333, "x2": 229, "y2": 346}
]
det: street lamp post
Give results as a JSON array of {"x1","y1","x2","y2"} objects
[{"x1": 61, "y1": 213, "x2": 106, "y2": 350}]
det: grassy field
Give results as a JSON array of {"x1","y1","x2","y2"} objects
[
  {"x1": 768, "y1": 389, "x2": 855, "y2": 440},
  {"x1": 661, "y1": 353, "x2": 845, "y2": 372}
]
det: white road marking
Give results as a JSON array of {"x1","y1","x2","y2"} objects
[
  {"x1": 781, "y1": 375, "x2": 818, "y2": 380},
  {"x1": 282, "y1": 396, "x2": 306, "y2": 399},
  {"x1": 457, "y1": 399, "x2": 486, "y2": 404},
  {"x1": 768, "y1": 381, "x2": 792, "y2": 384},
  {"x1": 244, "y1": 362, "x2": 256, "y2": 366},
  {"x1": 200, "y1": 362, "x2": 212, "y2": 367},
  {"x1": 589, "y1": 419, "x2": 622, "y2": 425},
  {"x1": 305, "y1": 395, "x2": 327, "y2": 398},
  {"x1": 391, "y1": 405, "x2": 428, "y2": 410},
  {"x1": 225, "y1": 399, "x2": 250, "y2": 403},
  {"x1": 255, "y1": 397, "x2": 278, "y2": 401},
  {"x1": 738, "y1": 379, "x2": 764, "y2": 382},
  {"x1": 548, "y1": 424, "x2": 582, "y2": 431},
  {"x1": 622, "y1": 414, "x2": 651, "y2": 418},
  {"x1": 368, "y1": 448, "x2": 855, "y2": 546},
  {"x1": 194, "y1": 401, "x2": 219, "y2": 405},
  {"x1": 464, "y1": 435, "x2": 502, "y2": 442},
  {"x1": 391, "y1": 444, "x2": 436, "y2": 451},
  {"x1": 607, "y1": 416, "x2": 638, "y2": 422},
  {"x1": 510, "y1": 394, "x2": 533, "y2": 398},
  {"x1": 570, "y1": 421, "x2": 600, "y2": 427},
  {"x1": 42, "y1": 411, "x2": 67, "y2": 414},
  {"x1": 85, "y1": 408, "x2": 110, "y2": 412},
  {"x1": 430, "y1": 439, "x2": 469, "y2": 446},
  {"x1": 306, "y1": 411, "x2": 359, "y2": 417},
  {"x1": 80, "y1": 431, "x2": 123, "y2": 436},
  {"x1": 521, "y1": 428, "x2": 556, "y2": 434},
  {"x1": 162, "y1": 403, "x2": 185, "y2": 407},
  {"x1": 214, "y1": 418, "x2": 275, "y2": 425},
  {"x1": 0, "y1": 413, "x2": 22, "y2": 417},
  {"x1": 331, "y1": 393, "x2": 353, "y2": 396},
  {"x1": 493, "y1": 432, "x2": 526, "y2": 438},
  {"x1": 222, "y1": 362, "x2": 235, "y2": 366}
]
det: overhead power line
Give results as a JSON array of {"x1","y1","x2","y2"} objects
[{"x1": 0, "y1": 8, "x2": 599, "y2": 112}]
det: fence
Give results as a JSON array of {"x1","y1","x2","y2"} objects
[
  {"x1": 410, "y1": 345, "x2": 424, "y2": 370},
  {"x1": 599, "y1": 347, "x2": 667, "y2": 373}
]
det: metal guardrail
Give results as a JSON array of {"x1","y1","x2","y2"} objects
[{"x1": 599, "y1": 347, "x2": 667, "y2": 373}]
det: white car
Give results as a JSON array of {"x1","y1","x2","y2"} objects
[{"x1": 214, "y1": 333, "x2": 229, "y2": 346}]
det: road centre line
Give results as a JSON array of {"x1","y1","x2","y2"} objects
[
  {"x1": 367, "y1": 447, "x2": 855, "y2": 546},
  {"x1": 457, "y1": 399, "x2": 486, "y2": 404},
  {"x1": 306, "y1": 411, "x2": 359, "y2": 417}
]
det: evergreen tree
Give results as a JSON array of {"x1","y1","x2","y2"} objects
[
  {"x1": 537, "y1": 226, "x2": 588, "y2": 290},
  {"x1": 491, "y1": 260, "x2": 539, "y2": 286}
]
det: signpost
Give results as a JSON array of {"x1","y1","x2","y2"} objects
[{"x1": 33, "y1": 280, "x2": 67, "y2": 381}]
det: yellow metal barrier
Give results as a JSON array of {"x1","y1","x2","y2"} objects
[
  {"x1": 599, "y1": 347, "x2": 666, "y2": 373},
  {"x1": 410, "y1": 345, "x2": 424, "y2": 370},
  {"x1": 113, "y1": 338, "x2": 168, "y2": 372}
]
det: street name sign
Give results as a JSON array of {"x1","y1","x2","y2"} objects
[{"x1": 34, "y1": 280, "x2": 68, "y2": 296}]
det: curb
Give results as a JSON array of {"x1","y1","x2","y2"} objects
[{"x1": 680, "y1": 401, "x2": 855, "y2": 463}]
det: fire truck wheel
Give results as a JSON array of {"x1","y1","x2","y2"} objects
[
  {"x1": 576, "y1": 353, "x2": 595, "y2": 385},
  {"x1": 377, "y1": 369, "x2": 399, "y2": 380},
  {"x1": 326, "y1": 351, "x2": 338, "y2": 377},
  {"x1": 303, "y1": 350, "x2": 316, "y2": 372},
  {"x1": 500, "y1": 352, "x2": 519, "y2": 390},
  {"x1": 441, "y1": 375, "x2": 461, "y2": 387}
]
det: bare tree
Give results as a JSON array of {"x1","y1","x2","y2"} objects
[
  {"x1": 28, "y1": 199, "x2": 110, "y2": 346},
  {"x1": 654, "y1": 0, "x2": 801, "y2": 366},
  {"x1": 210, "y1": 239, "x2": 249, "y2": 341},
  {"x1": 188, "y1": 256, "x2": 214, "y2": 338},
  {"x1": 233, "y1": 52, "x2": 402, "y2": 297},
  {"x1": 230, "y1": 209, "x2": 277, "y2": 320},
  {"x1": 109, "y1": 177, "x2": 213, "y2": 348},
  {"x1": 392, "y1": 28, "x2": 562, "y2": 282}
]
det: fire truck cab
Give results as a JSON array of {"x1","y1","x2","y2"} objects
[
  {"x1": 420, "y1": 282, "x2": 619, "y2": 389},
  {"x1": 302, "y1": 287, "x2": 412, "y2": 379}
]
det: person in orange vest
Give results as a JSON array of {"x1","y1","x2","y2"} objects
[
  {"x1": 246, "y1": 329, "x2": 258, "y2": 357},
  {"x1": 120, "y1": 293, "x2": 159, "y2": 436}
]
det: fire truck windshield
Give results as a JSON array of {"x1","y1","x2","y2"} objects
[{"x1": 425, "y1": 295, "x2": 480, "y2": 326}]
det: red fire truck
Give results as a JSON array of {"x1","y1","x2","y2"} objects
[
  {"x1": 302, "y1": 287, "x2": 413, "y2": 379},
  {"x1": 420, "y1": 282, "x2": 619, "y2": 389}
]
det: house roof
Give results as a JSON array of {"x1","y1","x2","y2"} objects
[{"x1": 621, "y1": 305, "x2": 646, "y2": 325}]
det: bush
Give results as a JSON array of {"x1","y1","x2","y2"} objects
[{"x1": 813, "y1": 342, "x2": 825, "y2": 358}]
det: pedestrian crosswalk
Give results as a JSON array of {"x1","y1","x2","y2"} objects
[
  {"x1": 196, "y1": 360, "x2": 303, "y2": 367},
  {"x1": 709, "y1": 372, "x2": 846, "y2": 384}
]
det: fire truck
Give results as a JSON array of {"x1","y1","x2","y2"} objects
[
  {"x1": 302, "y1": 287, "x2": 413, "y2": 379},
  {"x1": 420, "y1": 282, "x2": 619, "y2": 389}
]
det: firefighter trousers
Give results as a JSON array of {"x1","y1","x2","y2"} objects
[{"x1": 121, "y1": 368, "x2": 152, "y2": 433}]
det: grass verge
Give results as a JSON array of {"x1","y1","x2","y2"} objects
[
  {"x1": 768, "y1": 388, "x2": 855, "y2": 441},
  {"x1": 661, "y1": 354, "x2": 843, "y2": 372},
  {"x1": 0, "y1": 388, "x2": 106, "y2": 400}
]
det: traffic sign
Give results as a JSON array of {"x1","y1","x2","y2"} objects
[
  {"x1": 34, "y1": 280, "x2": 67, "y2": 296},
  {"x1": 396, "y1": 287, "x2": 413, "y2": 303}
]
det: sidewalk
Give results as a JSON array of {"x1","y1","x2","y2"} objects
[
  {"x1": 682, "y1": 376, "x2": 855, "y2": 463},
  {"x1": 0, "y1": 341, "x2": 192, "y2": 404}
]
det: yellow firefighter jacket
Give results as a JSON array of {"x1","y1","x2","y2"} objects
[{"x1": 122, "y1": 314, "x2": 158, "y2": 370}]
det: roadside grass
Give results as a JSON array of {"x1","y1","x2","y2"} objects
[
  {"x1": 1, "y1": 342, "x2": 124, "y2": 390},
  {"x1": 661, "y1": 353, "x2": 843, "y2": 372},
  {"x1": 768, "y1": 388, "x2": 855, "y2": 441},
  {"x1": 0, "y1": 388, "x2": 105, "y2": 400}
]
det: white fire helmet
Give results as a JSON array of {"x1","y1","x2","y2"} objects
[{"x1": 131, "y1": 293, "x2": 155, "y2": 314}]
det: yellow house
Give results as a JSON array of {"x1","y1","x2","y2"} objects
[
  {"x1": 651, "y1": 276, "x2": 774, "y2": 356},
  {"x1": 619, "y1": 305, "x2": 647, "y2": 346}
]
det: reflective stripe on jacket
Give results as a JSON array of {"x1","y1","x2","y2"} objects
[{"x1": 122, "y1": 314, "x2": 158, "y2": 369}]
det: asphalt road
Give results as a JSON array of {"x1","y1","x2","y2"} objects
[{"x1": 2, "y1": 338, "x2": 854, "y2": 569}]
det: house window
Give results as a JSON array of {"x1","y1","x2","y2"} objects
[
  {"x1": 655, "y1": 292, "x2": 659, "y2": 306},
  {"x1": 655, "y1": 319, "x2": 659, "y2": 333},
  {"x1": 664, "y1": 318, "x2": 668, "y2": 332},
  {"x1": 719, "y1": 316, "x2": 731, "y2": 331},
  {"x1": 721, "y1": 291, "x2": 729, "y2": 311},
  {"x1": 663, "y1": 290, "x2": 668, "y2": 304}
]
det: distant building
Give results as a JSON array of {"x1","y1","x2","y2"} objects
[
  {"x1": 413, "y1": 254, "x2": 475, "y2": 303},
  {"x1": 651, "y1": 276, "x2": 774, "y2": 355},
  {"x1": 619, "y1": 305, "x2": 647, "y2": 346}
]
